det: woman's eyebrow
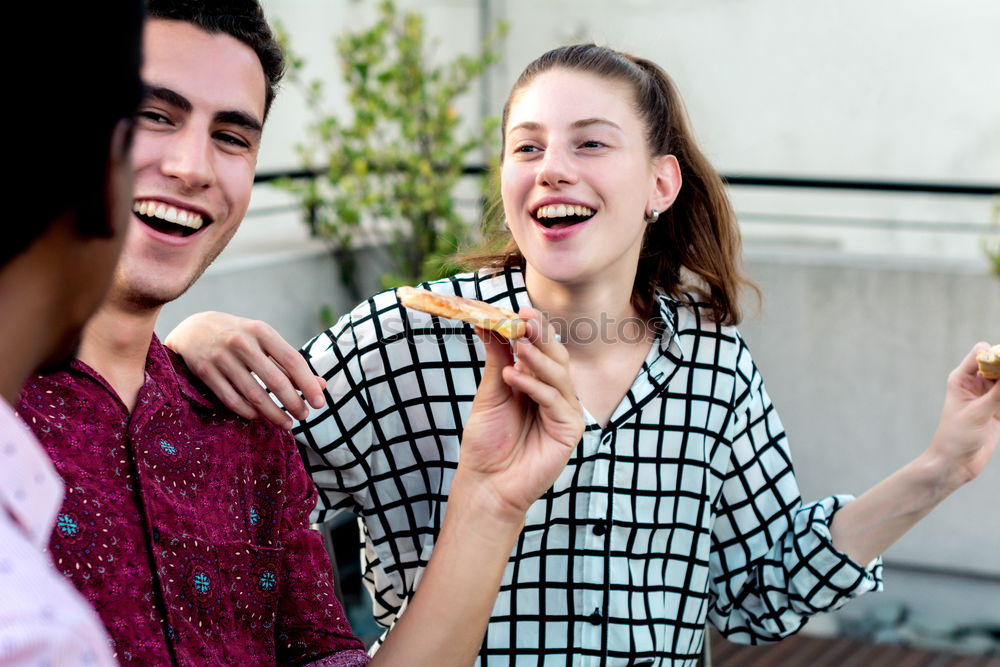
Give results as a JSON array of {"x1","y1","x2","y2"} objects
[
  {"x1": 508, "y1": 118, "x2": 622, "y2": 133},
  {"x1": 571, "y1": 117, "x2": 622, "y2": 131}
]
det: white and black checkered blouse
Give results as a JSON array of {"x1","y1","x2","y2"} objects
[{"x1": 295, "y1": 266, "x2": 882, "y2": 666}]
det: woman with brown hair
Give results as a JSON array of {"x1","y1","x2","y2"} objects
[{"x1": 167, "y1": 44, "x2": 999, "y2": 665}]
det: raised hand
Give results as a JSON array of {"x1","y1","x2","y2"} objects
[
  {"x1": 455, "y1": 307, "x2": 584, "y2": 522},
  {"x1": 830, "y1": 341, "x2": 1000, "y2": 566},
  {"x1": 928, "y1": 341, "x2": 1000, "y2": 486},
  {"x1": 164, "y1": 312, "x2": 324, "y2": 429}
]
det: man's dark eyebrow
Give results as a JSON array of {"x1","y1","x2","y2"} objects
[
  {"x1": 215, "y1": 110, "x2": 263, "y2": 136},
  {"x1": 143, "y1": 85, "x2": 191, "y2": 113},
  {"x1": 142, "y1": 84, "x2": 262, "y2": 136}
]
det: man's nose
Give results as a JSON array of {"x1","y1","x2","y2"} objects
[{"x1": 160, "y1": 126, "x2": 215, "y2": 190}]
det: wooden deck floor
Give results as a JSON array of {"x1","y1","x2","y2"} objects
[{"x1": 710, "y1": 630, "x2": 1000, "y2": 666}]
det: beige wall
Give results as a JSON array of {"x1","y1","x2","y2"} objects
[{"x1": 740, "y1": 249, "x2": 1000, "y2": 577}]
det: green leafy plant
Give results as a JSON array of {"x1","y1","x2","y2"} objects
[{"x1": 276, "y1": 0, "x2": 506, "y2": 297}]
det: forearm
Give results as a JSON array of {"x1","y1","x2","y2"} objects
[
  {"x1": 370, "y1": 471, "x2": 522, "y2": 667},
  {"x1": 829, "y1": 451, "x2": 968, "y2": 566}
]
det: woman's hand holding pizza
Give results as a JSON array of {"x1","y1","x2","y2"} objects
[{"x1": 454, "y1": 308, "x2": 583, "y2": 525}]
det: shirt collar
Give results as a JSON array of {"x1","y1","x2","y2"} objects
[
  {"x1": 653, "y1": 290, "x2": 688, "y2": 360},
  {"x1": 146, "y1": 334, "x2": 219, "y2": 411},
  {"x1": 67, "y1": 334, "x2": 218, "y2": 412},
  {"x1": 0, "y1": 398, "x2": 62, "y2": 547}
]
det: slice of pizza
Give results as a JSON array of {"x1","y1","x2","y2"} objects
[
  {"x1": 977, "y1": 343, "x2": 1000, "y2": 380},
  {"x1": 396, "y1": 286, "x2": 527, "y2": 339}
]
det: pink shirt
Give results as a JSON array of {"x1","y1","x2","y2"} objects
[
  {"x1": 0, "y1": 398, "x2": 116, "y2": 666},
  {"x1": 17, "y1": 337, "x2": 368, "y2": 666}
]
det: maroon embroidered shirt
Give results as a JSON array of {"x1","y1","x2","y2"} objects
[{"x1": 17, "y1": 336, "x2": 368, "y2": 666}]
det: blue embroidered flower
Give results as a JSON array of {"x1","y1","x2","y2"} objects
[
  {"x1": 193, "y1": 572, "x2": 211, "y2": 594},
  {"x1": 56, "y1": 514, "x2": 79, "y2": 537},
  {"x1": 249, "y1": 507, "x2": 260, "y2": 525},
  {"x1": 259, "y1": 570, "x2": 276, "y2": 591},
  {"x1": 159, "y1": 439, "x2": 177, "y2": 455}
]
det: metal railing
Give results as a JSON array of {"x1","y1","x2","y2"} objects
[{"x1": 251, "y1": 166, "x2": 1000, "y2": 236}]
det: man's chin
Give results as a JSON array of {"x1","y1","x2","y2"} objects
[
  {"x1": 113, "y1": 276, "x2": 196, "y2": 313},
  {"x1": 119, "y1": 287, "x2": 175, "y2": 312}
]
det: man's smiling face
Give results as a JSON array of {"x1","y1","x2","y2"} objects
[{"x1": 114, "y1": 18, "x2": 266, "y2": 310}]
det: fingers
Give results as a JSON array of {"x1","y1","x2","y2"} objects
[
  {"x1": 955, "y1": 342, "x2": 991, "y2": 379},
  {"x1": 251, "y1": 333, "x2": 328, "y2": 416},
  {"x1": 172, "y1": 313, "x2": 328, "y2": 429},
  {"x1": 947, "y1": 342, "x2": 1000, "y2": 424},
  {"x1": 191, "y1": 362, "x2": 263, "y2": 422},
  {"x1": 518, "y1": 308, "x2": 569, "y2": 366},
  {"x1": 213, "y1": 352, "x2": 296, "y2": 429},
  {"x1": 501, "y1": 356, "x2": 582, "y2": 448},
  {"x1": 501, "y1": 364, "x2": 563, "y2": 413},
  {"x1": 475, "y1": 326, "x2": 516, "y2": 371},
  {"x1": 469, "y1": 326, "x2": 519, "y2": 414},
  {"x1": 511, "y1": 310, "x2": 576, "y2": 405}
]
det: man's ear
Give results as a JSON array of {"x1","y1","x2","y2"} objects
[
  {"x1": 99, "y1": 117, "x2": 136, "y2": 239},
  {"x1": 647, "y1": 154, "x2": 682, "y2": 215}
]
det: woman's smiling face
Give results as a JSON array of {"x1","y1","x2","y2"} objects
[{"x1": 500, "y1": 67, "x2": 677, "y2": 290}]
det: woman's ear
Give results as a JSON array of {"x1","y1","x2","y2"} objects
[{"x1": 647, "y1": 154, "x2": 682, "y2": 214}]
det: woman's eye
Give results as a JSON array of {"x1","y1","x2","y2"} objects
[
  {"x1": 515, "y1": 144, "x2": 540, "y2": 153},
  {"x1": 581, "y1": 140, "x2": 604, "y2": 149}
]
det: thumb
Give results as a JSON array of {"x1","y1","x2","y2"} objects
[{"x1": 474, "y1": 326, "x2": 515, "y2": 400}]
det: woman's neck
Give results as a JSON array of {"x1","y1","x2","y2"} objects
[{"x1": 524, "y1": 266, "x2": 651, "y2": 361}]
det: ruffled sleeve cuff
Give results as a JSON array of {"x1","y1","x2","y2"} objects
[{"x1": 787, "y1": 494, "x2": 884, "y2": 614}]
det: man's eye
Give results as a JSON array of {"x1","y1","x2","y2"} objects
[
  {"x1": 215, "y1": 133, "x2": 250, "y2": 149},
  {"x1": 581, "y1": 140, "x2": 605, "y2": 149},
  {"x1": 515, "y1": 145, "x2": 540, "y2": 153},
  {"x1": 138, "y1": 110, "x2": 169, "y2": 124}
]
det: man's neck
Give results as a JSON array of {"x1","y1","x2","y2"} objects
[{"x1": 78, "y1": 301, "x2": 162, "y2": 413}]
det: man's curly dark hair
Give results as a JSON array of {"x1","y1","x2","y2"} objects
[{"x1": 148, "y1": 0, "x2": 286, "y2": 117}]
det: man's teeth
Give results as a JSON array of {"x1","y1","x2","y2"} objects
[
  {"x1": 133, "y1": 200, "x2": 204, "y2": 230},
  {"x1": 535, "y1": 204, "x2": 595, "y2": 219}
]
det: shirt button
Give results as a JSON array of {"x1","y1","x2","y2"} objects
[
  {"x1": 593, "y1": 522, "x2": 607, "y2": 536},
  {"x1": 588, "y1": 610, "x2": 603, "y2": 626}
]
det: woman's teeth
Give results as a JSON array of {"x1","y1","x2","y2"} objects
[
  {"x1": 133, "y1": 200, "x2": 204, "y2": 230},
  {"x1": 535, "y1": 204, "x2": 594, "y2": 219}
]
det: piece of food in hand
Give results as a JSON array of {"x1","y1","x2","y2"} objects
[
  {"x1": 396, "y1": 286, "x2": 527, "y2": 339},
  {"x1": 977, "y1": 343, "x2": 1000, "y2": 380}
]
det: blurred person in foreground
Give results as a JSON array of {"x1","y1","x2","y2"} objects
[{"x1": 0, "y1": 2, "x2": 144, "y2": 664}]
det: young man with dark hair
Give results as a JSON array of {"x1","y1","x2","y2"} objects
[
  {"x1": 0, "y1": 3, "x2": 144, "y2": 664},
  {"x1": 16, "y1": 1, "x2": 583, "y2": 665}
]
